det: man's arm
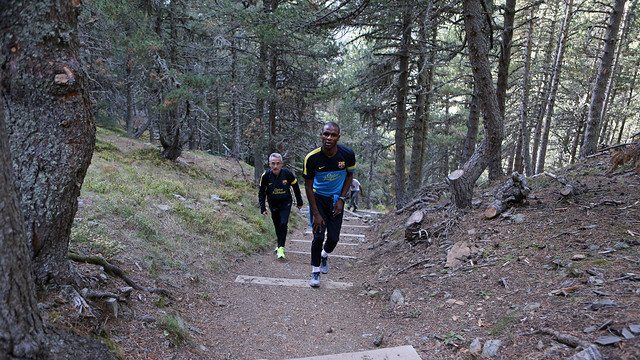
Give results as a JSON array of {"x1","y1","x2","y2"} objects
[
  {"x1": 305, "y1": 178, "x2": 324, "y2": 232},
  {"x1": 258, "y1": 173, "x2": 268, "y2": 214},
  {"x1": 333, "y1": 172, "x2": 353, "y2": 216},
  {"x1": 292, "y1": 183, "x2": 303, "y2": 207}
]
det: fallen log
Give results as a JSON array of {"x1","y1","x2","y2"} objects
[
  {"x1": 544, "y1": 172, "x2": 587, "y2": 197},
  {"x1": 484, "y1": 172, "x2": 531, "y2": 219}
]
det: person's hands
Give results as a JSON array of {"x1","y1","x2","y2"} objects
[
  {"x1": 312, "y1": 212, "x2": 325, "y2": 233},
  {"x1": 332, "y1": 199, "x2": 344, "y2": 217},
  {"x1": 261, "y1": 209, "x2": 268, "y2": 216},
  {"x1": 297, "y1": 202, "x2": 303, "y2": 209}
]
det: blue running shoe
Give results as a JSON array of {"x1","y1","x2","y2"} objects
[
  {"x1": 320, "y1": 256, "x2": 329, "y2": 274},
  {"x1": 309, "y1": 272, "x2": 321, "y2": 287}
]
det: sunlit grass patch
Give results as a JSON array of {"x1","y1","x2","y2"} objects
[{"x1": 70, "y1": 222, "x2": 123, "y2": 259}]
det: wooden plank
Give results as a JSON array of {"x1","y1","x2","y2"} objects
[
  {"x1": 290, "y1": 239, "x2": 360, "y2": 246},
  {"x1": 234, "y1": 275, "x2": 352, "y2": 290},
  {"x1": 341, "y1": 224, "x2": 371, "y2": 229},
  {"x1": 285, "y1": 345, "x2": 422, "y2": 360},
  {"x1": 304, "y1": 231, "x2": 365, "y2": 238},
  {"x1": 286, "y1": 250, "x2": 357, "y2": 259}
]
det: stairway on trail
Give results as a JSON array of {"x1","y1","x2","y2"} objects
[{"x1": 228, "y1": 209, "x2": 422, "y2": 360}]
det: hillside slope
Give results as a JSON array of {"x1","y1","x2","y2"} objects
[
  {"x1": 357, "y1": 152, "x2": 640, "y2": 359},
  {"x1": 48, "y1": 127, "x2": 290, "y2": 358}
]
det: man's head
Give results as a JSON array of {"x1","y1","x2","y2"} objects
[
  {"x1": 268, "y1": 153, "x2": 283, "y2": 174},
  {"x1": 321, "y1": 122, "x2": 340, "y2": 152}
]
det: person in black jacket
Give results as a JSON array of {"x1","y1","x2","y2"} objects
[{"x1": 258, "y1": 153, "x2": 303, "y2": 259}]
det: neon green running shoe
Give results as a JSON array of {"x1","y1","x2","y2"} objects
[{"x1": 276, "y1": 246, "x2": 286, "y2": 259}]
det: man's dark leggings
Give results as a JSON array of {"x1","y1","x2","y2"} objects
[
  {"x1": 310, "y1": 194, "x2": 343, "y2": 266},
  {"x1": 270, "y1": 202, "x2": 292, "y2": 248}
]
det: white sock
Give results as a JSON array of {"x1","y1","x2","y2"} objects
[
  {"x1": 321, "y1": 250, "x2": 329, "y2": 258},
  {"x1": 312, "y1": 266, "x2": 321, "y2": 273}
]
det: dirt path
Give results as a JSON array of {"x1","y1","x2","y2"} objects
[{"x1": 198, "y1": 211, "x2": 388, "y2": 360}]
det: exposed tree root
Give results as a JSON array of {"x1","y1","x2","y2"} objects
[{"x1": 69, "y1": 253, "x2": 172, "y2": 299}]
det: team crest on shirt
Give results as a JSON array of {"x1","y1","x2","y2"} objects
[
  {"x1": 282, "y1": 180, "x2": 288, "y2": 185},
  {"x1": 338, "y1": 161, "x2": 346, "y2": 169}
]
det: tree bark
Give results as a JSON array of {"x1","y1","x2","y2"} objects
[
  {"x1": 394, "y1": 6, "x2": 412, "y2": 209},
  {"x1": 2, "y1": 0, "x2": 95, "y2": 284},
  {"x1": 514, "y1": 8, "x2": 536, "y2": 175},
  {"x1": 582, "y1": 0, "x2": 627, "y2": 156},
  {"x1": 450, "y1": 0, "x2": 505, "y2": 208},
  {"x1": 490, "y1": 0, "x2": 516, "y2": 180},
  {"x1": 618, "y1": 61, "x2": 638, "y2": 143},
  {"x1": 409, "y1": 1, "x2": 436, "y2": 196},
  {"x1": 461, "y1": 85, "x2": 480, "y2": 165},
  {"x1": 536, "y1": 0, "x2": 573, "y2": 173},
  {"x1": 531, "y1": 1, "x2": 558, "y2": 172},
  {"x1": 0, "y1": 78, "x2": 46, "y2": 360}
]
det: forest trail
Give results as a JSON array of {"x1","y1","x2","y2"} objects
[{"x1": 200, "y1": 209, "x2": 419, "y2": 360}]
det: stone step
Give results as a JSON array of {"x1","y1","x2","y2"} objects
[
  {"x1": 286, "y1": 250, "x2": 358, "y2": 260},
  {"x1": 234, "y1": 275, "x2": 352, "y2": 290},
  {"x1": 284, "y1": 345, "x2": 422, "y2": 360},
  {"x1": 290, "y1": 239, "x2": 360, "y2": 246}
]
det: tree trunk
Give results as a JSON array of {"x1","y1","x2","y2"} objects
[
  {"x1": 618, "y1": 63, "x2": 638, "y2": 143},
  {"x1": 582, "y1": 0, "x2": 627, "y2": 156},
  {"x1": 125, "y1": 46, "x2": 134, "y2": 137},
  {"x1": 394, "y1": 6, "x2": 411, "y2": 209},
  {"x1": 514, "y1": 8, "x2": 536, "y2": 175},
  {"x1": 366, "y1": 111, "x2": 377, "y2": 209},
  {"x1": 408, "y1": 1, "x2": 436, "y2": 196},
  {"x1": 231, "y1": 34, "x2": 241, "y2": 159},
  {"x1": 461, "y1": 85, "x2": 480, "y2": 165},
  {"x1": 602, "y1": 0, "x2": 637, "y2": 145},
  {"x1": 450, "y1": 0, "x2": 505, "y2": 208},
  {"x1": 531, "y1": 1, "x2": 558, "y2": 171},
  {"x1": 536, "y1": 0, "x2": 574, "y2": 173},
  {"x1": 2, "y1": 0, "x2": 95, "y2": 285},
  {"x1": 490, "y1": 0, "x2": 516, "y2": 180},
  {"x1": 0, "y1": 78, "x2": 47, "y2": 359},
  {"x1": 156, "y1": 2, "x2": 182, "y2": 161}
]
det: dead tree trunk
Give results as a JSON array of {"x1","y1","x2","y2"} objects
[
  {"x1": 484, "y1": 172, "x2": 531, "y2": 219},
  {"x1": 2, "y1": 0, "x2": 95, "y2": 285},
  {"x1": 582, "y1": 0, "x2": 628, "y2": 156}
]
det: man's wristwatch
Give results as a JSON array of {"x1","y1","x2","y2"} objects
[{"x1": 338, "y1": 196, "x2": 347, "y2": 202}]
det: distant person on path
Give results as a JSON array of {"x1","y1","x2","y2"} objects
[
  {"x1": 258, "y1": 153, "x2": 303, "y2": 259},
  {"x1": 348, "y1": 178, "x2": 361, "y2": 212},
  {"x1": 303, "y1": 122, "x2": 356, "y2": 287}
]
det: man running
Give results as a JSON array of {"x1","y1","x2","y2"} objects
[
  {"x1": 303, "y1": 122, "x2": 356, "y2": 287},
  {"x1": 259, "y1": 153, "x2": 303, "y2": 259}
]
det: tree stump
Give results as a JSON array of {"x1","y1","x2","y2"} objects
[
  {"x1": 404, "y1": 210, "x2": 424, "y2": 241},
  {"x1": 484, "y1": 172, "x2": 531, "y2": 219}
]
